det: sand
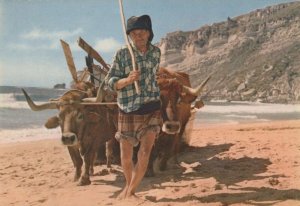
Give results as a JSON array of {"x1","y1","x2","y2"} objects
[{"x1": 1, "y1": 120, "x2": 300, "y2": 206}]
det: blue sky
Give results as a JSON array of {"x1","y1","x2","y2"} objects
[{"x1": 0, "y1": 0, "x2": 297, "y2": 88}]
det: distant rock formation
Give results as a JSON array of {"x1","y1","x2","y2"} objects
[
  {"x1": 53, "y1": 83, "x2": 66, "y2": 89},
  {"x1": 158, "y1": 2, "x2": 300, "y2": 103}
]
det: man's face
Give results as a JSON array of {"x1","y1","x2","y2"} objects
[{"x1": 129, "y1": 29, "x2": 150, "y2": 49}]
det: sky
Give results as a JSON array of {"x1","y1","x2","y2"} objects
[{"x1": 0, "y1": 0, "x2": 297, "y2": 88}]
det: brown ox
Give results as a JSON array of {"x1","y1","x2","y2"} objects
[
  {"x1": 146, "y1": 68, "x2": 210, "y2": 176},
  {"x1": 70, "y1": 81, "x2": 119, "y2": 166},
  {"x1": 22, "y1": 89, "x2": 118, "y2": 186}
]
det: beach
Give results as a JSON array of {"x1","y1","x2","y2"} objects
[{"x1": 1, "y1": 120, "x2": 300, "y2": 206}]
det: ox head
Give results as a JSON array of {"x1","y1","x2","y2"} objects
[
  {"x1": 22, "y1": 86, "x2": 116, "y2": 146},
  {"x1": 157, "y1": 68, "x2": 211, "y2": 134},
  {"x1": 71, "y1": 81, "x2": 96, "y2": 97}
]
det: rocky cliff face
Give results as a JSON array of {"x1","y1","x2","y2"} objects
[{"x1": 158, "y1": 2, "x2": 300, "y2": 103}]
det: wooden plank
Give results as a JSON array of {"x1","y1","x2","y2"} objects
[
  {"x1": 77, "y1": 37, "x2": 110, "y2": 72},
  {"x1": 60, "y1": 39, "x2": 78, "y2": 82}
]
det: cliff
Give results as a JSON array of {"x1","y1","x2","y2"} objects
[{"x1": 158, "y1": 2, "x2": 300, "y2": 103}]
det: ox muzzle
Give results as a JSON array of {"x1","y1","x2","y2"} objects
[
  {"x1": 162, "y1": 121, "x2": 181, "y2": 134},
  {"x1": 61, "y1": 132, "x2": 78, "y2": 146}
]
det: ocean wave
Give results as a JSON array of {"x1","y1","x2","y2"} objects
[
  {"x1": 225, "y1": 114, "x2": 258, "y2": 119},
  {"x1": 0, "y1": 86, "x2": 66, "y2": 109},
  {"x1": 0, "y1": 127, "x2": 61, "y2": 144},
  {"x1": 0, "y1": 93, "x2": 50, "y2": 109}
]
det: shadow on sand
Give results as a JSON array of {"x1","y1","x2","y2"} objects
[
  {"x1": 198, "y1": 187, "x2": 300, "y2": 205},
  {"x1": 150, "y1": 187, "x2": 300, "y2": 205},
  {"x1": 93, "y1": 143, "x2": 300, "y2": 204}
]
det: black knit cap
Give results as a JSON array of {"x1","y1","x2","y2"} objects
[{"x1": 126, "y1": 15, "x2": 154, "y2": 42}]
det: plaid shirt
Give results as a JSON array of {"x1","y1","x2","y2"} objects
[{"x1": 105, "y1": 44, "x2": 161, "y2": 113}]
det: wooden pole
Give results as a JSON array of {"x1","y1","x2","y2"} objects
[{"x1": 118, "y1": 0, "x2": 140, "y2": 95}]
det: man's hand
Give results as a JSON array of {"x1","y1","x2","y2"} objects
[
  {"x1": 127, "y1": 70, "x2": 140, "y2": 84},
  {"x1": 115, "y1": 70, "x2": 140, "y2": 90}
]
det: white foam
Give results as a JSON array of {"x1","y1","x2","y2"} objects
[
  {"x1": 0, "y1": 93, "x2": 48, "y2": 109},
  {"x1": 210, "y1": 99, "x2": 229, "y2": 103},
  {"x1": 0, "y1": 127, "x2": 61, "y2": 144},
  {"x1": 225, "y1": 114, "x2": 258, "y2": 119},
  {"x1": 0, "y1": 93, "x2": 26, "y2": 109}
]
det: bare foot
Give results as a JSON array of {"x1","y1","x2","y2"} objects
[
  {"x1": 125, "y1": 194, "x2": 147, "y2": 204},
  {"x1": 117, "y1": 187, "x2": 128, "y2": 200},
  {"x1": 125, "y1": 191, "x2": 138, "y2": 199}
]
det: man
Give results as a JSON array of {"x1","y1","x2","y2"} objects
[{"x1": 105, "y1": 15, "x2": 162, "y2": 199}]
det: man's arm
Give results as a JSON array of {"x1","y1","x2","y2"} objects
[{"x1": 115, "y1": 70, "x2": 140, "y2": 90}]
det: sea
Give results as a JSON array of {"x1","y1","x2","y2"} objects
[{"x1": 0, "y1": 86, "x2": 299, "y2": 144}]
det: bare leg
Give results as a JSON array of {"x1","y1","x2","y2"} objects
[
  {"x1": 126, "y1": 131, "x2": 156, "y2": 197},
  {"x1": 118, "y1": 139, "x2": 133, "y2": 199}
]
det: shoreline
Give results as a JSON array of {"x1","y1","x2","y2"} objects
[
  {"x1": 1, "y1": 116, "x2": 298, "y2": 145},
  {"x1": 1, "y1": 120, "x2": 300, "y2": 206}
]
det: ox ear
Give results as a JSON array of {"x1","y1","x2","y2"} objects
[
  {"x1": 194, "y1": 100, "x2": 205, "y2": 109},
  {"x1": 45, "y1": 116, "x2": 60, "y2": 129}
]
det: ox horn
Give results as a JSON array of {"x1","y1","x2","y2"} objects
[
  {"x1": 22, "y1": 89, "x2": 57, "y2": 111},
  {"x1": 182, "y1": 75, "x2": 211, "y2": 96}
]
